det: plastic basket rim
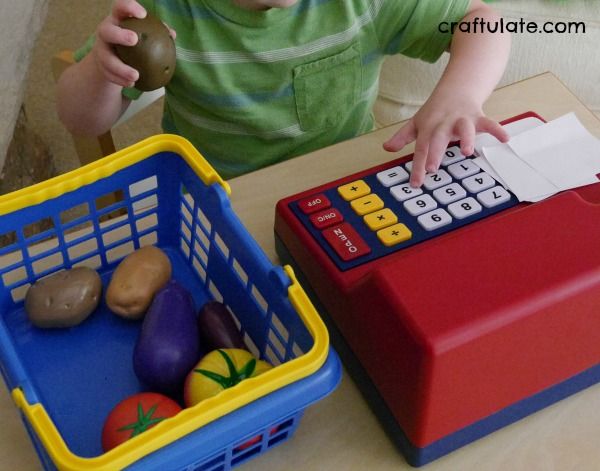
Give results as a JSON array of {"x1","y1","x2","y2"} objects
[
  {"x1": 0, "y1": 134, "x2": 230, "y2": 217},
  {"x1": 2, "y1": 135, "x2": 330, "y2": 471}
]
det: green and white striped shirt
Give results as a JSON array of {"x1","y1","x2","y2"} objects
[{"x1": 83, "y1": 0, "x2": 469, "y2": 178}]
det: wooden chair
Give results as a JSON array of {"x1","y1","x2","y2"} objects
[{"x1": 51, "y1": 49, "x2": 165, "y2": 166}]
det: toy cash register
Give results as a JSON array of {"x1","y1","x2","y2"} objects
[{"x1": 274, "y1": 112, "x2": 600, "y2": 466}]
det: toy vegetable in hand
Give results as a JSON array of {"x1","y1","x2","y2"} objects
[
  {"x1": 115, "y1": 13, "x2": 176, "y2": 91},
  {"x1": 184, "y1": 349, "x2": 272, "y2": 407}
]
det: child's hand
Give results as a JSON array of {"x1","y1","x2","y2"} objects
[
  {"x1": 383, "y1": 94, "x2": 509, "y2": 188},
  {"x1": 92, "y1": 0, "x2": 148, "y2": 88}
]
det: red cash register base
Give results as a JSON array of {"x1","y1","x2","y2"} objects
[{"x1": 274, "y1": 112, "x2": 600, "y2": 466}]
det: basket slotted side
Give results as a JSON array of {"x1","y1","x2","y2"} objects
[{"x1": 0, "y1": 137, "x2": 333, "y2": 471}]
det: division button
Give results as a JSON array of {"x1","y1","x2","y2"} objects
[
  {"x1": 377, "y1": 223, "x2": 412, "y2": 247},
  {"x1": 322, "y1": 223, "x2": 371, "y2": 261},
  {"x1": 298, "y1": 193, "x2": 331, "y2": 215}
]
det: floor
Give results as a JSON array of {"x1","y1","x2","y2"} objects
[{"x1": 24, "y1": 0, "x2": 163, "y2": 176}]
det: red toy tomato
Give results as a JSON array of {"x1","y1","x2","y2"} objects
[{"x1": 101, "y1": 392, "x2": 182, "y2": 452}]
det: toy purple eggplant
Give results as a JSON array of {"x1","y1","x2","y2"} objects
[
  {"x1": 197, "y1": 301, "x2": 247, "y2": 351},
  {"x1": 133, "y1": 280, "x2": 201, "y2": 393}
]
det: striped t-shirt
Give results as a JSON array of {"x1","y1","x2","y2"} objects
[{"x1": 85, "y1": 0, "x2": 469, "y2": 179}]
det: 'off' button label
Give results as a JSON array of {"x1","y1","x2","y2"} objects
[
  {"x1": 322, "y1": 223, "x2": 371, "y2": 261},
  {"x1": 298, "y1": 193, "x2": 331, "y2": 215},
  {"x1": 310, "y1": 208, "x2": 343, "y2": 229}
]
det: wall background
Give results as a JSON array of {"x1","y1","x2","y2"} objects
[{"x1": 0, "y1": 0, "x2": 48, "y2": 172}]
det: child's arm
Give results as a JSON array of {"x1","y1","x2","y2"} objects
[
  {"x1": 383, "y1": 0, "x2": 511, "y2": 187},
  {"x1": 56, "y1": 0, "x2": 147, "y2": 137}
]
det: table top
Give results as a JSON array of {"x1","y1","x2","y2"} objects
[{"x1": 2, "y1": 72, "x2": 600, "y2": 470}]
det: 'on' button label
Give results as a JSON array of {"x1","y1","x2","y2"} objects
[{"x1": 310, "y1": 208, "x2": 343, "y2": 229}]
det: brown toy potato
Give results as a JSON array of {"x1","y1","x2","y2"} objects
[
  {"x1": 25, "y1": 267, "x2": 102, "y2": 328},
  {"x1": 115, "y1": 14, "x2": 176, "y2": 91},
  {"x1": 105, "y1": 245, "x2": 171, "y2": 319}
]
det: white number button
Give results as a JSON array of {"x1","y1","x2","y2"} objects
[
  {"x1": 432, "y1": 183, "x2": 467, "y2": 205},
  {"x1": 377, "y1": 166, "x2": 409, "y2": 187},
  {"x1": 447, "y1": 197, "x2": 482, "y2": 219},
  {"x1": 404, "y1": 161, "x2": 413, "y2": 173},
  {"x1": 404, "y1": 194, "x2": 438, "y2": 216},
  {"x1": 462, "y1": 172, "x2": 496, "y2": 194},
  {"x1": 477, "y1": 186, "x2": 512, "y2": 208},
  {"x1": 423, "y1": 169, "x2": 452, "y2": 191},
  {"x1": 418, "y1": 208, "x2": 453, "y2": 231},
  {"x1": 390, "y1": 183, "x2": 423, "y2": 202},
  {"x1": 447, "y1": 160, "x2": 480, "y2": 180},
  {"x1": 441, "y1": 146, "x2": 467, "y2": 166}
]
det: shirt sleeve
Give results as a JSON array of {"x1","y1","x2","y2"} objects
[{"x1": 374, "y1": 0, "x2": 471, "y2": 63}]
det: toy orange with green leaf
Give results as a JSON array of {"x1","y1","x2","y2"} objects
[{"x1": 184, "y1": 349, "x2": 272, "y2": 407}]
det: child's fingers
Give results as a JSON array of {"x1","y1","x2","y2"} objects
[
  {"x1": 96, "y1": 40, "x2": 139, "y2": 86},
  {"x1": 112, "y1": 0, "x2": 147, "y2": 21},
  {"x1": 409, "y1": 136, "x2": 429, "y2": 188},
  {"x1": 455, "y1": 117, "x2": 476, "y2": 156},
  {"x1": 98, "y1": 19, "x2": 138, "y2": 47},
  {"x1": 383, "y1": 120, "x2": 416, "y2": 152},
  {"x1": 425, "y1": 128, "x2": 450, "y2": 173},
  {"x1": 476, "y1": 116, "x2": 509, "y2": 143}
]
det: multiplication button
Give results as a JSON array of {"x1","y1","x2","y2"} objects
[
  {"x1": 477, "y1": 186, "x2": 511, "y2": 208},
  {"x1": 364, "y1": 208, "x2": 398, "y2": 231},
  {"x1": 447, "y1": 197, "x2": 482, "y2": 219},
  {"x1": 417, "y1": 208, "x2": 452, "y2": 231}
]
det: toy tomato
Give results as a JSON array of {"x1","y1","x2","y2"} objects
[
  {"x1": 184, "y1": 349, "x2": 272, "y2": 407},
  {"x1": 101, "y1": 392, "x2": 182, "y2": 452}
]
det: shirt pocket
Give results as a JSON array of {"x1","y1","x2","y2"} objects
[{"x1": 293, "y1": 43, "x2": 362, "y2": 132}]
